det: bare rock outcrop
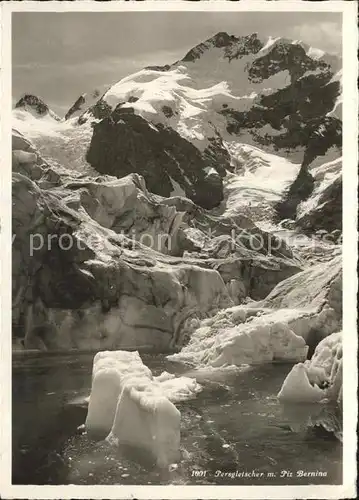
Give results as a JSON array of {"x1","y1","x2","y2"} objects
[{"x1": 85, "y1": 107, "x2": 226, "y2": 210}]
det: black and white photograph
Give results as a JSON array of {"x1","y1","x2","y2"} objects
[{"x1": 0, "y1": 1, "x2": 357, "y2": 499}]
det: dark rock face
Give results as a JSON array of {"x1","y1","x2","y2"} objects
[
  {"x1": 247, "y1": 42, "x2": 329, "y2": 84},
  {"x1": 275, "y1": 165, "x2": 315, "y2": 221},
  {"x1": 15, "y1": 95, "x2": 48, "y2": 115},
  {"x1": 297, "y1": 176, "x2": 342, "y2": 233},
  {"x1": 272, "y1": 111, "x2": 341, "y2": 222},
  {"x1": 145, "y1": 64, "x2": 171, "y2": 72},
  {"x1": 223, "y1": 72, "x2": 341, "y2": 156},
  {"x1": 179, "y1": 34, "x2": 340, "y2": 161},
  {"x1": 86, "y1": 106, "x2": 226, "y2": 209},
  {"x1": 65, "y1": 89, "x2": 105, "y2": 122},
  {"x1": 223, "y1": 58, "x2": 341, "y2": 221},
  {"x1": 203, "y1": 134, "x2": 233, "y2": 176},
  {"x1": 65, "y1": 95, "x2": 86, "y2": 120},
  {"x1": 224, "y1": 33, "x2": 263, "y2": 61},
  {"x1": 162, "y1": 105, "x2": 174, "y2": 118},
  {"x1": 78, "y1": 98, "x2": 112, "y2": 125},
  {"x1": 15, "y1": 94, "x2": 60, "y2": 121},
  {"x1": 182, "y1": 32, "x2": 263, "y2": 63}
]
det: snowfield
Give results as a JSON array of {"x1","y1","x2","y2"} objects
[
  {"x1": 221, "y1": 142, "x2": 301, "y2": 222},
  {"x1": 102, "y1": 66, "x2": 257, "y2": 152}
]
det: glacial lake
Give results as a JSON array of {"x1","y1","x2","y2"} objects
[{"x1": 12, "y1": 352, "x2": 342, "y2": 485}]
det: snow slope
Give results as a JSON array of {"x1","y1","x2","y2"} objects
[
  {"x1": 220, "y1": 143, "x2": 301, "y2": 223},
  {"x1": 13, "y1": 109, "x2": 96, "y2": 175},
  {"x1": 74, "y1": 32, "x2": 341, "y2": 162},
  {"x1": 98, "y1": 66, "x2": 250, "y2": 152}
]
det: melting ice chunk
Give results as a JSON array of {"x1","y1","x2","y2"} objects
[
  {"x1": 107, "y1": 385, "x2": 181, "y2": 467},
  {"x1": 277, "y1": 363, "x2": 325, "y2": 403},
  {"x1": 85, "y1": 350, "x2": 201, "y2": 467},
  {"x1": 278, "y1": 332, "x2": 342, "y2": 403}
]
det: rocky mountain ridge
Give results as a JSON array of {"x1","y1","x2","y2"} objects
[
  {"x1": 69, "y1": 32, "x2": 341, "y2": 217},
  {"x1": 14, "y1": 32, "x2": 342, "y2": 219}
]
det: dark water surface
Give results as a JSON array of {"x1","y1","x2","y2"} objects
[{"x1": 12, "y1": 352, "x2": 342, "y2": 485}]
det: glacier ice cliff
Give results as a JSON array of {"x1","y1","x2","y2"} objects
[
  {"x1": 168, "y1": 257, "x2": 342, "y2": 368},
  {"x1": 12, "y1": 130, "x2": 302, "y2": 352}
]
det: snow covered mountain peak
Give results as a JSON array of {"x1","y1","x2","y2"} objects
[
  {"x1": 13, "y1": 30, "x2": 342, "y2": 215},
  {"x1": 181, "y1": 32, "x2": 263, "y2": 64},
  {"x1": 14, "y1": 94, "x2": 61, "y2": 122},
  {"x1": 177, "y1": 31, "x2": 339, "y2": 80}
]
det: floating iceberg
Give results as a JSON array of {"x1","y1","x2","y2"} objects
[
  {"x1": 278, "y1": 331, "x2": 342, "y2": 403},
  {"x1": 107, "y1": 383, "x2": 181, "y2": 468},
  {"x1": 85, "y1": 350, "x2": 202, "y2": 467},
  {"x1": 86, "y1": 350, "x2": 153, "y2": 436}
]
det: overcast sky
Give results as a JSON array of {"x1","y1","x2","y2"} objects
[{"x1": 12, "y1": 12, "x2": 342, "y2": 116}]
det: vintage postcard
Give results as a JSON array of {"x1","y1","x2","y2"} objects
[{"x1": 0, "y1": 1, "x2": 357, "y2": 499}]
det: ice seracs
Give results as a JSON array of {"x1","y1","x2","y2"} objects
[
  {"x1": 168, "y1": 257, "x2": 342, "y2": 369},
  {"x1": 85, "y1": 350, "x2": 202, "y2": 466},
  {"x1": 277, "y1": 362, "x2": 326, "y2": 403},
  {"x1": 221, "y1": 143, "x2": 301, "y2": 223},
  {"x1": 168, "y1": 307, "x2": 308, "y2": 368},
  {"x1": 12, "y1": 30, "x2": 343, "y2": 380}
]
